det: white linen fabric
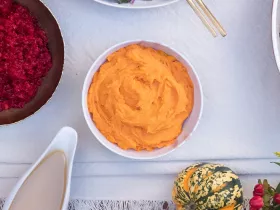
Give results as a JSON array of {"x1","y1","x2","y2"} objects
[
  {"x1": 0, "y1": 199, "x2": 251, "y2": 210},
  {"x1": 0, "y1": 0, "x2": 279, "y2": 206}
]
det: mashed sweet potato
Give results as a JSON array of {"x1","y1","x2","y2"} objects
[{"x1": 88, "y1": 44, "x2": 194, "y2": 151}]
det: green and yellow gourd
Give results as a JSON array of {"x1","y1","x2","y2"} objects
[{"x1": 172, "y1": 163, "x2": 243, "y2": 210}]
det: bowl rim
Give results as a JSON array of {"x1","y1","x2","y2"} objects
[
  {"x1": 272, "y1": 0, "x2": 280, "y2": 72},
  {"x1": 91, "y1": 0, "x2": 180, "y2": 10},
  {"x1": 82, "y1": 40, "x2": 203, "y2": 160}
]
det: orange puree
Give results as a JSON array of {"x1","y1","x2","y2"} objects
[{"x1": 87, "y1": 44, "x2": 194, "y2": 151}]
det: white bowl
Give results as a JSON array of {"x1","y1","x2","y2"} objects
[
  {"x1": 82, "y1": 40, "x2": 203, "y2": 159},
  {"x1": 91, "y1": 0, "x2": 179, "y2": 10},
  {"x1": 273, "y1": 0, "x2": 280, "y2": 71}
]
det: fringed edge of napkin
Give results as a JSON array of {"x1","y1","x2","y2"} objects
[{"x1": 0, "y1": 199, "x2": 250, "y2": 209}]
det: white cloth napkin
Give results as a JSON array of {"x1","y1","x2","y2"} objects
[{"x1": 0, "y1": 0, "x2": 279, "y2": 202}]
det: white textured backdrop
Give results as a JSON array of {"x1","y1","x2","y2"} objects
[{"x1": 0, "y1": 0, "x2": 279, "y2": 203}]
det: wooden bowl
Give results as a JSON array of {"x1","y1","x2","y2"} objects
[{"x1": 0, "y1": 0, "x2": 64, "y2": 125}]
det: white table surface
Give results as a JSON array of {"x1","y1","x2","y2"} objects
[{"x1": 0, "y1": 0, "x2": 280, "y2": 201}]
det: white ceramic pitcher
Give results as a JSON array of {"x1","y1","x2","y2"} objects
[{"x1": 2, "y1": 126, "x2": 78, "y2": 210}]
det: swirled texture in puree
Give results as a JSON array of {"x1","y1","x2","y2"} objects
[{"x1": 88, "y1": 44, "x2": 194, "y2": 151}]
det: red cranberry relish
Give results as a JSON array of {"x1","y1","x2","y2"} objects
[{"x1": 0, "y1": 0, "x2": 52, "y2": 111}]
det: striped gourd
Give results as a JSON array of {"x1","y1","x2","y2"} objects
[{"x1": 172, "y1": 163, "x2": 243, "y2": 210}]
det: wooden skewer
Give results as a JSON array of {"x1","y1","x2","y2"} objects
[
  {"x1": 195, "y1": 0, "x2": 227, "y2": 37},
  {"x1": 186, "y1": 0, "x2": 217, "y2": 37}
]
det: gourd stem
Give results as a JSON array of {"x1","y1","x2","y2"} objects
[{"x1": 185, "y1": 202, "x2": 196, "y2": 210}]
